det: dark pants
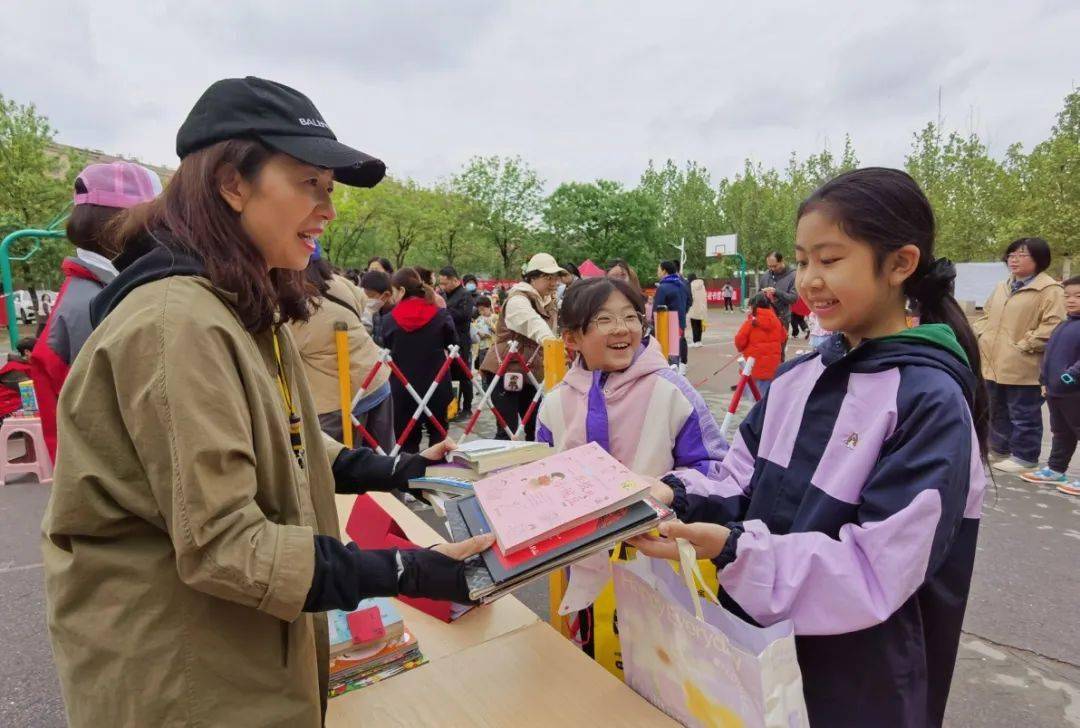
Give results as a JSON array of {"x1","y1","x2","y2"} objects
[
  {"x1": 1047, "y1": 395, "x2": 1080, "y2": 474},
  {"x1": 723, "y1": 297, "x2": 733, "y2": 311},
  {"x1": 318, "y1": 395, "x2": 396, "y2": 453},
  {"x1": 490, "y1": 375, "x2": 538, "y2": 441},
  {"x1": 679, "y1": 334, "x2": 688, "y2": 364},
  {"x1": 452, "y1": 343, "x2": 473, "y2": 412},
  {"x1": 690, "y1": 319, "x2": 704, "y2": 343},
  {"x1": 987, "y1": 381, "x2": 1044, "y2": 464},
  {"x1": 790, "y1": 314, "x2": 808, "y2": 337},
  {"x1": 393, "y1": 390, "x2": 449, "y2": 453}
]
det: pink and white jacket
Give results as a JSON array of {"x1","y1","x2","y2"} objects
[{"x1": 536, "y1": 343, "x2": 728, "y2": 488}]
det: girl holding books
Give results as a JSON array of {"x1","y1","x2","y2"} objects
[
  {"x1": 535, "y1": 276, "x2": 729, "y2": 660},
  {"x1": 632, "y1": 168, "x2": 988, "y2": 727}
]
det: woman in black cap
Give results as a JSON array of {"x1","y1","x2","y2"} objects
[{"x1": 41, "y1": 77, "x2": 493, "y2": 728}]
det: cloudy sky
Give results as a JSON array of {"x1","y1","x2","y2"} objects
[{"x1": 2, "y1": 1, "x2": 1076, "y2": 189}]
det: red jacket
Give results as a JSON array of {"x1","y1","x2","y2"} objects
[
  {"x1": 791, "y1": 297, "x2": 811, "y2": 318},
  {"x1": 29, "y1": 257, "x2": 114, "y2": 460},
  {"x1": 734, "y1": 307, "x2": 786, "y2": 380},
  {"x1": 0, "y1": 359, "x2": 32, "y2": 418}
]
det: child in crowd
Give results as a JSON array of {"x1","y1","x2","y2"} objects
[
  {"x1": 1022, "y1": 275, "x2": 1080, "y2": 494},
  {"x1": 537, "y1": 276, "x2": 726, "y2": 477},
  {"x1": 632, "y1": 168, "x2": 988, "y2": 727},
  {"x1": 536, "y1": 276, "x2": 728, "y2": 656},
  {"x1": 384, "y1": 267, "x2": 457, "y2": 452},
  {"x1": 0, "y1": 337, "x2": 36, "y2": 420},
  {"x1": 807, "y1": 310, "x2": 832, "y2": 350},
  {"x1": 471, "y1": 295, "x2": 497, "y2": 370},
  {"x1": 361, "y1": 269, "x2": 394, "y2": 346},
  {"x1": 30, "y1": 161, "x2": 161, "y2": 459},
  {"x1": 734, "y1": 294, "x2": 787, "y2": 389}
]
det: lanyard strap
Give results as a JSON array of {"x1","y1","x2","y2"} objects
[{"x1": 272, "y1": 328, "x2": 305, "y2": 469}]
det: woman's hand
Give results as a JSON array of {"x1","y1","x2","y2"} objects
[
  {"x1": 420, "y1": 438, "x2": 457, "y2": 462},
  {"x1": 628, "y1": 521, "x2": 731, "y2": 561},
  {"x1": 431, "y1": 533, "x2": 495, "y2": 560}
]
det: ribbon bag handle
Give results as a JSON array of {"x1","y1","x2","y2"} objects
[{"x1": 676, "y1": 538, "x2": 720, "y2": 622}]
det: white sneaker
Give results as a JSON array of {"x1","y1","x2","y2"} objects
[
  {"x1": 991, "y1": 458, "x2": 1038, "y2": 474},
  {"x1": 678, "y1": 363, "x2": 687, "y2": 376}
]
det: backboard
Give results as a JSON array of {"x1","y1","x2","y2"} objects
[{"x1": 705, "y1": 234, "x2": 738, "y2": 257}]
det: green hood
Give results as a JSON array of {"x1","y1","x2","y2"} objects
[{"x1": 877, "y1": 323, "x2": 969, "y2": 367}]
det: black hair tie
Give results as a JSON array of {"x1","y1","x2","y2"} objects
[{"x1": 914, "y1": 257, "x2": 955, "y2": 304}]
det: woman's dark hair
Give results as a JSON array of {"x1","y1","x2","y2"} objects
[
  {"x1": 415, "y1": 266, "x2": 436, "y2": 286},
  {"x1": 559, "y1": 277, "x2": 645, "y2": 333},
  {"x1": 1002, "y1": 237, "x2": 1051, "y2": 274},
  {"x1": 687, "y1": 273, "x2": 698, "y2": 283},
  {"x1": 360, "y1": 269, "x2": 391, "y2": 294},
  {"x1": 304, "y1": 257, "x2": 334, "y2": 300},
  {"x1": 798, "y1": 167, "x2": 988, "y2": 456},
  {"x1": 66, "y1": 196, "x2": 125, "y2": 256},
  {"x1": 367, "y1": 256, "x2": 394, "y2": 274},
  {"x1": 562, "y1": 262, "x2": 581, "y2": 279},
  {"x1": 109, "y1": 139, "x2": 310, "y2": 333},
  {"x1": 391, "y1": 267, "x2": 435, "y2": 303}
]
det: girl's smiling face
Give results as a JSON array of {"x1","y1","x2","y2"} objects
[
  {"x1": 795, "y1": 209, "x2": 919, "y2": 347},
  {"x1": 566, "y1": 290, "x2": 643, "y2": 372}
]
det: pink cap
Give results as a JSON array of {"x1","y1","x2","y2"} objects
[{"x1": 73, "y1": 161, "x2": 163, "y2": 209}]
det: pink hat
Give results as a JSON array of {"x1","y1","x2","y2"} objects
[{"x1": 73, "y1": 161, "x2": 163, "y2": 209}]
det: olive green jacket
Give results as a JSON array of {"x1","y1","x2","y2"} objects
[{"x1": 42, "y1": 276, "x2": 346, "y2": 727}]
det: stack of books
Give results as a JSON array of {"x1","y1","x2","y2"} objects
[
  {"x1": 327, "y1": 597, "x2": 427, "y2": 697},
  {"x1": 446, "y1": 442, "x2": 675, "y2": 603},
  {"x1": 423, "y1": 439, "x2": 552, "y2": 482}
]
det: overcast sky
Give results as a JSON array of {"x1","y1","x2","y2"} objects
[{"x1": 2, "y1": 1, "x2": 1077, "y2": 189}]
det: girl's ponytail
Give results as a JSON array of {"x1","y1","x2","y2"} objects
[{"x1": 906, "y1": 258, "x2": 989, "y2": 457}]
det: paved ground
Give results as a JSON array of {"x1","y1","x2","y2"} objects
[{"x1": 2, "y1": 308, "x2": 1078, "y2": 726}]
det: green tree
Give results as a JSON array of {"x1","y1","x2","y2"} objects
[
  {"x1": 452, "y1": 155, "x2": 544, "y2": 276},
  {"x1": 1013, "y1": 90, "x2": 1079, "y2": 273},
  {"x1": 542, "y1": 179, "x2": 661, "y2": 273},
  {"x1": 425, "y1": 185, "x2": 481, "y2": 269},
  {"x1": 322, "y1": 186, "x2": 378, "y2": 269},
  {"x1": 905, "y1": 123, "x2": 1019, "y2": 262},
  {"x1": 0, "y1": 94, "x2": 85, "y2": 288},
  {"x1": 638, "y1": 160, "x2": 722, "y2": 274}
]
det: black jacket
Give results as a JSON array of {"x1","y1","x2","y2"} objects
[{"x1": 443, "y1": 283, "x2": 475, "y2": 353}]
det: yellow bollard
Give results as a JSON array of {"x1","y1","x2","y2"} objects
[
  {"x1": 543, "y1": 338, "x2": 567, "y2": 393},
  {"x1": 654, "y1": 307, "x2": 670, "y2": 360},
  {"x1": 542, "y1": 338, "x2": 572, "y2": 637},
  {"x1": 334, "y1": 322, "x2": 353, "y2": 448}
]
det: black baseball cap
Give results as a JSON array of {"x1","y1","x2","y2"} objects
[{"x1": 176, "y1": 76, "x2": 386, "y2": 188}]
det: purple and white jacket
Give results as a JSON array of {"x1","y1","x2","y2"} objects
[
  {"x1": 536, "y1": 342, "x2": 728, "y2": 487},
  {"x1": 671, "y1": 328, "x2": 986, "y2": 727}
]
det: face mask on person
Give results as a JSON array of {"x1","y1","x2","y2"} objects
[
  {"x1": 365, "y1": 297, "x2": 383, "y2": 313},
  {"x1": 465, "y1": 282, "x2": 477, "y2": 293}
]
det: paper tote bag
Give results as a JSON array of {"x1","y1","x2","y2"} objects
[{"x1": 612, "y1": 543, "x2": 809, "y2": 728}]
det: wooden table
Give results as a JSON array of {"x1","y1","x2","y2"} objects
[{"x1": 326, "y1": 492, "x2": 678, "y2": 727}]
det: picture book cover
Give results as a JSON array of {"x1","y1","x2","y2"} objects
[
  {"x1": 327, "y1": 597, "x2": 403, "y2": 654},
  {"x1": 471, "y1": 442, "x2": 652, "y2": 554},
  {"x1": 460, "y1": 495, "x2": 662, "y2": 583}
]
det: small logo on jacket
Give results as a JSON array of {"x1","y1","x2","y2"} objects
[
  {"x1": 298, "y1": 117, "x2": 329, "y2": 129},
  {"x1": 843, "y1": 432, "x2": 859, "y2": 450}
]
